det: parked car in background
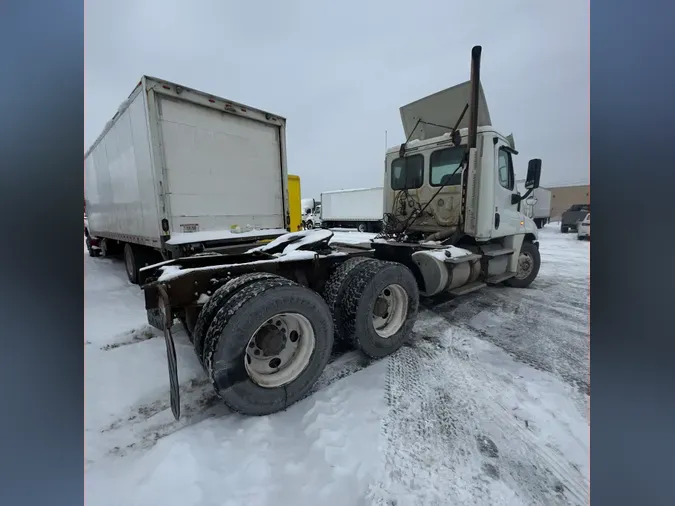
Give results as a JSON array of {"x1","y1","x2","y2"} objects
[
  {"x1": 561, "y1": 204, "x2": 590, "y2": 233},
  {"x1": 577, "y1": 213, "x2": 590, "y2": 240}
]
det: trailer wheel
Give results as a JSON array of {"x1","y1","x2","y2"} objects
[
  {"x1": 357, "y1": 223, "x2": 368, "y2": 233},
  {"x1": 341, "y1": 260, "x2": 419, "y2": 359},
  {"x1": 100, "y1": 238, "x2": 111, "y2": 258},
  {"x1": 505, "y1": 241, "x2": 541, "y2": 288},
  {"x1": 123, "y1": 244, "x2": 139, "y2": 283},
  {"x1": 560, "y1": 225, "x2": 569, "y2": 233},
  {"x1": 322, "y1": 257, "x2": 378, "y2": 343},
  {"x1": 124, "y1": 244, "x2": 161, "y2": 284},
  {"x1": 203, "y1": 279, "x2": 333, "y2": 416},
  {"x1": 192, "y1": 273, "x2": 290, "y2": 365}
]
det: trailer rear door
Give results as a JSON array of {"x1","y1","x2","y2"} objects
[{"x1": 157, "y1": 96, "x2": 285, "y2": 236}]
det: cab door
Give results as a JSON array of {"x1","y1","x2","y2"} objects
[{"x1": 491, "y1": 139, "x2": 521, "y2": 237}]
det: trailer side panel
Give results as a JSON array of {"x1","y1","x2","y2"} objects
[{"x1": 85, "y1": 87, "x2": 162, "y2": 247}]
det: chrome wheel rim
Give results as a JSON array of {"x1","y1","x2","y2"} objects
[
  {"x1": 244, "y1": 313, "x2": 315, "y2": 388},
  {"x1": 372, "y1": 284, "x2": 409, "y2": 338},
  {"x1": 516, "y1": 252, "x2": 534, "y2": 280}
]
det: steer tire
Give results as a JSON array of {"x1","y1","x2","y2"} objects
[
  {"x1": 322, "y1": 257, "x2": 379, "y2": 343},
  {"x1": 203, "y1": 279, "x2": 334, "y2": 416},
  {"x1": 192, "y1": 273, "x2": 290, "y2": 366},
  {"x1": 341, "y1": 260, "x2": 419, "y2": 359},
  {"x1": 505, "y1": 241, "x2": 541, "y2": 289}
]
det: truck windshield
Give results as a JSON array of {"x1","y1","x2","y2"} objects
[{"x1": 391, "y1": 154, "x2": 424, "y2": 190}]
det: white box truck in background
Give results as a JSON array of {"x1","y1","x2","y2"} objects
[
  {"x1": 84, "y1": 76, "x2": 290, "y2": 283},
  {"x1": 320, "y1": 187, "x2": 384, "y2": 232},
  {"x1": 516, "y1": 180, "x2": 551, "y2": 228}
]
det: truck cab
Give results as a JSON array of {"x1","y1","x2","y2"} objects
[
  {"x1": 379, "y1": 64, "x2": 543, "y2": 296},
  {"x1": 384, "y1": 79, "x2": 540, "y2": 244},
  {"x1": 384, "y1": 126, "x2": 539, "y2": 242},
  {"x1": 301, "y1": 199, "x2": 322, "y2": 229}
]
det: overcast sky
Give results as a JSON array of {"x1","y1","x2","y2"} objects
[{"x1": 85, "y1": 0, "x2": 589, "y2": 199}]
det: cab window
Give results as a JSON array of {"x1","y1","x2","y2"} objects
[
  {"x1": 430, "y1": 146, "x2": 464, "y2": 186},
  {"x1": 391, "y1": 154, "x2": 424, "y2": 190},
  {"x1": 497, "y1": 148, "x2": 515, "y2": 191}
]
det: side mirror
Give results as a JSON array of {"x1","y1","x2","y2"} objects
[{"x1": 525, "y1": 159, "x2": 542, "y2": 189}]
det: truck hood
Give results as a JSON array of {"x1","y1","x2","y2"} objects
[{"x1": 400, "y1": 81, "x2": 492, "y2": 141}]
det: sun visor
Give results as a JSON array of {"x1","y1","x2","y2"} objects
[{"x1": 400, "y1": 81, "x2": 491, "y2": 141}]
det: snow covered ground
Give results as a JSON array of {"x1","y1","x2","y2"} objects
[{"x1": 85, "y1": 225, "x2": 589, "y2": 506}]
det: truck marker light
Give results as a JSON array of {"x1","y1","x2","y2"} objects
[{"x1": 162, "y1": 85, "x2": 171, "y2": 90}]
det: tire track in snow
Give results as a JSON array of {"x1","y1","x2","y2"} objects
[
  {"x1": 94, "y1": 346, "x2": 375, "y2": 462},
  {"x1": 99, "y1": 325, "x2": 160, "y2": 351},
  {"x1": 370, "y1": 311, "x2": 589, "y2": 506},
  {"x1": 424, "y1": 281, "x2": 589, "y2": 397}
]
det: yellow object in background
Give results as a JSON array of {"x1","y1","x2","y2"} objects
[{"x1": 288, "y1": 174, "x2": 302, "y2": 232}]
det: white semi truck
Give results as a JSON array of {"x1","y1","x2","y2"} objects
[
  {"x1": 139, "y1": 46, "x2": 543, "y2": 420},
  {"x1": 300, "y1": 198, "x2": 322, "y2": 229},
  {"x1": 84, "y1": 76, "x2": 290, "y2": 283},
  {"x1": 320, "y1": 187, "x2": 384, "y2": 232}
]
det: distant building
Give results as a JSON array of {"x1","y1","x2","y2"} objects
[{"x1": 545, "y1": 184, "x2": 590, "y2": 221}]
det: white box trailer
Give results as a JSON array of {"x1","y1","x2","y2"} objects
[
  {"x1": 320, "y1": 187, "x2": 384, "y2": 232},
  {"x1": 516, "y1": 180, "x2": 551, "y2": 228},
  {"x1": 84, "y1": 76, "x2": 290, "y2": 282}
]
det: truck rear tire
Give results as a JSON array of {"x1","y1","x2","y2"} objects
[
  {"x1": 560, "y1": 225, "x2": 569, "y2": 233},
  {"x1": 192, "y1": 273, "x2": 290, "y2": 365},
  {"x1": 505, "y1": 241, "x2": 541, "y2": 289},
  {"x1": 203, "y1": 279, "x2": 334, "y2": 416},
  {"x1": 340, "y1": 260, "x2": 419, "y2": 359},
  {"x1": 322, "y1": 257, "x2": 378, "y2": 343}
]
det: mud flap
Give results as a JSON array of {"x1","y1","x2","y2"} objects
[{"x1": 158, "y1": 285, "x2": 181, "y2": 420}]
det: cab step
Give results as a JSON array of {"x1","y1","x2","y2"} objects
[
  {"x1": 449, "y1": 281, "x2": 486, "y2": 296},
  {"x1": 486, "y1": 272, "x2": 516, "y2": 284},
  {"x1": 482, "y1": 248, "x2": 514, "y2": 258}
]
